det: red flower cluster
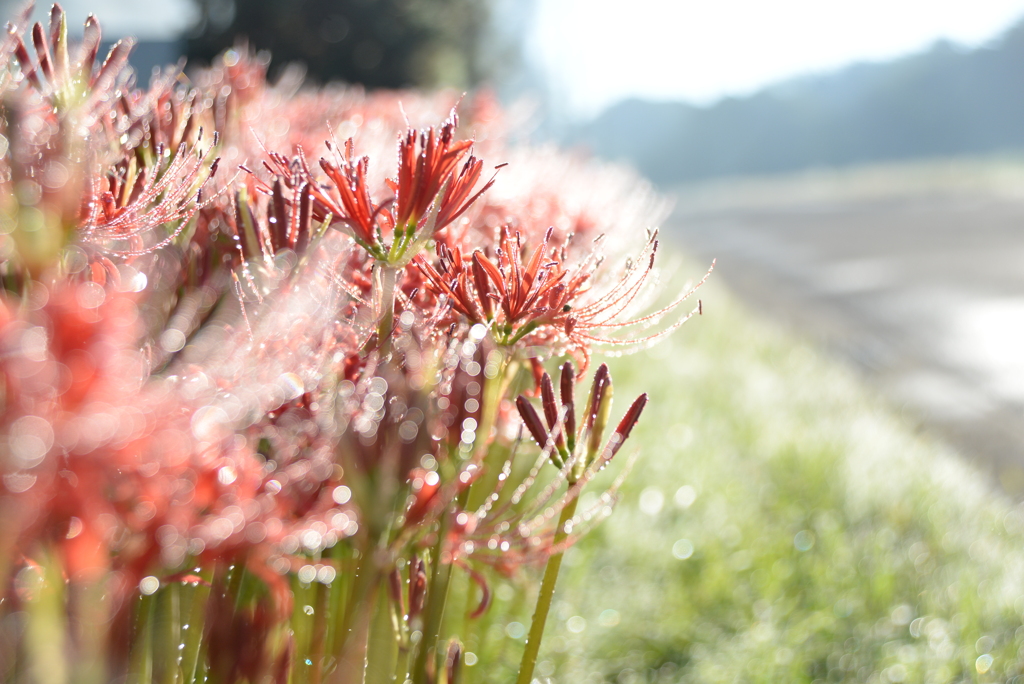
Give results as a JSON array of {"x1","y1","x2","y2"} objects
[{"x1": 0, "y1": 5, "x2": 709, "y2": 683}]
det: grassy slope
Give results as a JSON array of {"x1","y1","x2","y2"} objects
[{"x1": 524, "y1": 276, "x2": 1024, "y2": 684}]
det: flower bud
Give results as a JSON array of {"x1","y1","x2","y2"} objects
[
  {"x1": 560, "y1": 362, "x2": 576, "y2": 452},
  {"x1": 585, "y1": 364, "x2": 613, "y2": 464},
  {"x1": 540, "y1": 372, "x2": 566, "y2": 453},
  {"x1": 445, "y1": 639, "x2": 462, "y2": 684},
  {"x1": 408, "y1": 556, "x2": 427, "y2": 620}
]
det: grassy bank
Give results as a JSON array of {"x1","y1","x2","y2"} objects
[{"x1": 517, "y1": 275, "x2": 1024, "y2": 684}]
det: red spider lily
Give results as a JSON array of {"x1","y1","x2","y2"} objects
[
  {"x1": 0, "y1": 6, "x2": 703, "y2": 680},
  {"x1": 80, "y1": 133, "x2": 221, "y2": 257},
  {"x1": 304, "y1": 113, "x2": 495, "y2": 266},
  {"x1": 10, "y1": 5, "x2": 134, "y2": 118},
  {"x1": 392, "y1": 112, "x2": 472, "y2": 232},
  {"x1": 312, "y1": 139, "x2": 389, "y2": 255},
  {"x1": 417, "y1": 224, "x2": 712, "y2": 368},
  {"x1": 224, "y1": 176, "x2": 315, "y2": 265},
  {"x1": 516, "y1": 362, "x2": 646, "y2": 473}
]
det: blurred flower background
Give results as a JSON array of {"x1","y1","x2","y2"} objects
[{"x1": 7, "y1": 0, "x2": 1024, "y2": 682}]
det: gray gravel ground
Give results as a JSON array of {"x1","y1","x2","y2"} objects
[{"x1": 665, "y1": 164, "x2": 1024, "y2": 490}]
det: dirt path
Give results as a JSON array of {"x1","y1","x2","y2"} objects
[{"x1": 667, "y1": 171, "x2": 1024, "y2": 489}]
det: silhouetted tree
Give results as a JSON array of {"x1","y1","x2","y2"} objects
[{"x1": 187, "y1": 0, "x2": 495, "y2": 89}]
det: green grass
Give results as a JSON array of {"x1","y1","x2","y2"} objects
[{"x1": 516, "y1": 276, "x2": 1024, "y2": 684}]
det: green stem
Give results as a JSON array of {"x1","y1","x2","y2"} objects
[
  {"x1": 153, "y1": 583, "x2": 181, "y2": 684},
  {"x1": 129, "y1": 593, "x2": 156, "y2": 684},
  {"x1": 236, "y1": 187, "x2": 261, "y2": 261},
  {"x1": 411, "y1": 530, "x2": 453, "y2": 684},
  {"x1": 327, "y1": 546, "x2": 352, "y2": 660},
  {"x1": 180, "y1": 569, "x2": 213, "y2": 684},
  {"x1": 309, "y1": 580, "x2": 331, "y2": 684},
  {"x1": 364, "y1": 585, "x2": 399, "y2": 684},
  {"x1": 372, "y1": 264, "x2": 399, "y2": 354},
  {"x1": 328, "y1": 549, "x2": 381, "y2": 684},
  {"x1": 26, "y1": 556, "x2": 68, "y2": 684},
  {"x1": 516, "y1": 491, "x2": 580, "y2": 684}
]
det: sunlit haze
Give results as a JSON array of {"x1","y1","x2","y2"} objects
[{"x1": 529, "y1": 0, "x2": 1024, "y2": 119}]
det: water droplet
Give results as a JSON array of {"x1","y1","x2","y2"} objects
[
  {"x1": 638, "y1": 487, "x2": 664, "y2": 516},
  {"x1": 303, "y1": 605, "x2": 314, "y2": 615},
  {"x1": 317, "y1": 566, "x2": 337, "y2": 584},
  {"x1": 674, "y1": 485, "x2": 696, "y2": 509},
  {"x1": 139, "y1": 576, "x2": 160, "y2": 595},
  {"x1": 794, "y1": 530, "x2": 815, "y2": 552},
  {"x1": 505, "y1": 622, "x2": 526, "y2": 639},
  {"x1": 672, "y1": 539, "x2": 694, "y2": 560}
]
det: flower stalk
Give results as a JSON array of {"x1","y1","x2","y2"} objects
[{"x1": 516, "y1": 491, "x2": 580, "y2": 684}]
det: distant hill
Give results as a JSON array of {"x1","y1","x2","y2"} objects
[{"x1": 570, "y1": 19, "x2": 1024, "y2": 184}]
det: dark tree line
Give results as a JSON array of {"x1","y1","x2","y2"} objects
[{"x1": 187, "y1": 0, "x2": 496, "y2": 89}]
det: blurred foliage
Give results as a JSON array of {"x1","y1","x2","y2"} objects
[
  {"x1": 470, "y1": 273, "x2": 1024, "y2": 683},
  {"x1": 186, "y1": 0, "x2": 500, "y2": 89}
]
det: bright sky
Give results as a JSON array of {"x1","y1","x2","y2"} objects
[
  {"x1": 0, "y1": 0, "x2": 197, "y2": 41},
  {"x1": 528, "y1": 0, "x2": 1024, "y2": 119}
]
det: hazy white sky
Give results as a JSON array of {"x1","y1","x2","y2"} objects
[
  {"x1": 0, "y1": 0, "x2": 197, "y2": 41},
  {"x1": 9, "y1": 0, "x2": 1024, "y2": 123},
  {"x1": 529, "y1": 0, "x2": 1024, "y2": 119}
]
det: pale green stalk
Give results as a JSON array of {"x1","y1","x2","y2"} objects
[
  {"x1": 372, "y1": 264, "x2": 399, "y2": 353},
  {"x1": 26, "y1": 557, "x2": 68, "y2": 684},
  {"x1": 411, "y1": 529, "x2": 453, "y2": 684},
  {"x1": 364, "y1": 587, "x2": 400, "y2": 684},
  {"x1": 516, "y1": 492, "x2": 580, "y2": 684},
  {"x1": 129, "y1": 593, "x2": 156, "y2": 684},
  {"x1": 180, "y1": 569, "x2": 213, "y2": 684},
  {"x1": 328, "y1": 548, "x2": 382, "y2": 684},
  {"x1": 153, "y1": 583, "x2": 181, "y2": 684},
  {"x1": 309, "y1": 581, "x2": 332, "y2": 684}
]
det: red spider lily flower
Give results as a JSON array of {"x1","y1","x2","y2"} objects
[
  {"x1": 11, "y1": 5, "x2": 134, "y2": 117},
  {"x1": 305, "y1": 112, "x2": 495, "y2": 266},
  {"x1": 417, "y1": 225, "x2": 712, "y2": 368},
  {"x1": 392, "y1": 112, "x2": 472, "y2": 233},
  {"x1": 224, "y1": 177, "x2": 314, "y2": 264},
  {"x1": 312, "y1": 139, "x2": 388, "y2": 255},
  {"x1": 0, "y1": 8, "x2": 702, "y2": 679},
  {"x1": 80, "y1": 134, "x2": 221, "y2": 257},
  {"x1": 434, "y1": 154, "x2": 499, "y2": 232}
]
